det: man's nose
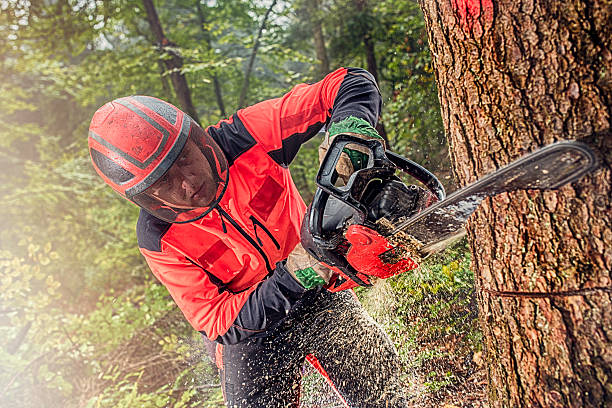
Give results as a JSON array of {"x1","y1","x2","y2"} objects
[
  {"x1": 175, "y1": 165, "x2": 199, "y2": 195},
  {"x1": 181, "y1": 176, "x2": 199, "y2": 196}
]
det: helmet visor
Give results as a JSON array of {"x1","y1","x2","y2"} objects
[{"x1": 131, "y1": 124, "x2": 228, "y2": 223}]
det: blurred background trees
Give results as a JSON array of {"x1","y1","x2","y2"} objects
[{"x1": 0, "y1": 1, "x2": 464, "y2": 406}]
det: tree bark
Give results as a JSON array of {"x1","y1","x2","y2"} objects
[
  {"x1": 353, "y1": 0, "x2": 378, "y2": 82},
  {"x1": 238, "y1": 0, "x2": 278, "y2": 109},
  {"x1": 419, "y1": 1, "x2": 611, "y2": 407},
  {"x1": 157, "y1": 60, "x2": 173, "y2": 100},
  {"x1": 141, "y1": 0, "x2": 199, "y2": 123},
  {"x1": 353, "y1": 0, "x2": 389, "y2": 145}
]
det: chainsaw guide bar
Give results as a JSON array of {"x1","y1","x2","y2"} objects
[{"x1": 386, "y1": 141, "x2": 597, "y2": 258}]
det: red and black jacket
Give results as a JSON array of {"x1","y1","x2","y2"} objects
[{"x1": 137, "y1": 67, "x2": 381, "y2": 344}]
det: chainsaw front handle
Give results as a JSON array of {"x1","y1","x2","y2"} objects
[{"x1": 316, "y1": 134, "x2": 446, "y2": 213}]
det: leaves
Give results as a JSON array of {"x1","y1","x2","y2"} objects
[{"x1": 0, "y1": 0, "x2": 453, "y2": 406}]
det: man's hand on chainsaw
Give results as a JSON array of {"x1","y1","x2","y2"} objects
[
  {"x1": 286, "y1": 243, "x2": 334, "y2": 289},
  {"x1": 318, "y1": 116, "x2": 385, "y2": 183}
]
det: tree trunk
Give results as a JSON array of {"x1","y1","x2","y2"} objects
[
  {"x1": 361, "y1": 26, "x2": 390, "y2": 144},
  {"x1": 353, "y1": 0, "x2": 378, "y2": 82},
  {"x1": 312, "y1": 18, "x2": 330, "y2": 78},
  {"x1": 353, "y1": 0, "x2": 389, "y2": 145},
  {"x1": 141, "y1": 0, "x2": 199, "y2": 123},
  {"x1": 212, "y1": 75, "x2": 226, "y2": 118},
  {"x1": 5, "y1": 321, "x2": 31, "y2": 354},
  {"x1": 305, "y1": 0, "x2": 330, "y2": 79},
  {"x1": 195, "y1": 0, "x2": 226, "y2": 117},
  {"x1": 157, "y1": 60, "x2": 173, "y2": 100},
  {"x1": 238, "y1": 0, "x2": 278, "y2": 109},
  {"x1": 419, "y1": 1, "x2": 611, "y2": 407}
]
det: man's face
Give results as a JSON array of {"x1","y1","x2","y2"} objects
[{"x1": 148, "y1": 137, "x2": 218, "y2": 209}]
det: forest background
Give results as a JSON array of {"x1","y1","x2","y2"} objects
[{"x1": 0, "y1": 0, "x2": 483, "y2": 406}]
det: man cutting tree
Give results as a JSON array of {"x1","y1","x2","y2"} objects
[{"x1": 88, "y1": 67, "x2": 411, "y2": 407}]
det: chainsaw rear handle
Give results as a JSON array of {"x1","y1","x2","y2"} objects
[
  {"x1": 303, "y1": 188, "x2": 372, "y2": 288},
  {"x1": 317, "y1": 134, "x2": 446, "y2": 213}
]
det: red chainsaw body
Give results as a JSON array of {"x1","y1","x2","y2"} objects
[{"x1": 324, "y1": 225, "x2": 419, "y2": 292}]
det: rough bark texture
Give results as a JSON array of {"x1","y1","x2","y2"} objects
[{"x1": 419, "y1": 1, "x2": 611, "y2": 407}]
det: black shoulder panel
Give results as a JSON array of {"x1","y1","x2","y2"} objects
[
  {"x1": 329, "y1": 67, "x2": 382, "y2": 127},
  {"x1": 206, "y1": 114, "x2": 256, "y2": 166},
  {"x1": 346, "y1": 67, "x2": 380, "y2": 91},
  {"x1": 137, "y1": 209, "x2": 172, "y2": 252},
  {"x1": 268, "y1": 122, "x2": 326, "y2": 167}
]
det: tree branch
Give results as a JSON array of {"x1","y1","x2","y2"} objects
[{"x1": 238, "y1": 0, "x2": 278, "y2": 109}]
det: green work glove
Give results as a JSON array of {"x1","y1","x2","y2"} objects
[
  {"x1": 293, "y1": 267, "x2": 326, "y2": 289},
  {"x1": 286, "y1": 243, "x2": 333, "y2": 289},
  {"x1": 327, "y1": 116, "x2": 384, "y2": 170}
]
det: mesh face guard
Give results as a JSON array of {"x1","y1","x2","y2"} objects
[
  {"x1": 131, "y1": 124, "x2": 229, "y2": 223},
  {"x1": 88, "y1": 96, "x2": 229, "y2": 223}
]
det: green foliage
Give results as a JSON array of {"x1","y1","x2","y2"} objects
[
  {"x1": 83, "y1": 372, "x2": 202, "y2": 408},
  {"x1": 392, "y1": 240, "x2": 479, "y2": 349},
  {"x1": 360, "y1": 239, "x2": 481, "y2": 400},
  {"x1": 0, "y1": 0, "x2": 462, "y2": 405}
]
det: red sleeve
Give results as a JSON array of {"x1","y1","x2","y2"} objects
[
  {"x1": 237, "y1": 67, "x2": 381, "y2": 166},
  {"x1": 139, "y1": 247, "x2": 258, "y2": 340},
  {"x1": 140, "y1": 247, "x2": 307, "y2": 344}
]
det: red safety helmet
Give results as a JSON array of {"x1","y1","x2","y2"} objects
[{"x1": 88, "y1": 96, "x2": 228, "y2": 223}]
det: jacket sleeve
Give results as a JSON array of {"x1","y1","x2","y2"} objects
[
  {"x1": 216, "y1": 261, "x2": 307, "y2": 344},
  {"x1": 237, "y1": 67, "x2": 382, "y2": 166},
  {"x1": 140, "y1": 247, "x2": 307, "y2": 344}
]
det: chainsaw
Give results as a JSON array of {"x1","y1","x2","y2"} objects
[{"x1": 300, "y1": 134, "x2": 598, "y2": 292}]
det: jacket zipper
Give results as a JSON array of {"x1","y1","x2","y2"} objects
[
  {"x1": 217, "y1": 207, "x2": 274, "y2": 274},
  {"x1": 249, "y1": 215, "x2": 280, "y2": 250}
]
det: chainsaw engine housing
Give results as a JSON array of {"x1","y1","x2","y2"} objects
[{"x1": 362, "y1": 178, "x2": 432, "y2": 227}]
